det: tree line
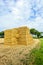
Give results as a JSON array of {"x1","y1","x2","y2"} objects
[
  {"x1": 0, "y1": 31, "x2": 4, "y2": 38},
  {"x1": 0, "y1": 28, "x2": 43, "y2": 38},
  {"x1": 30, "y1": 28, "x2": 43, "y2": 38}
]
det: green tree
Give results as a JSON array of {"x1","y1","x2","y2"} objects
[
  {"x1": 0, "y1": 31, "x2": 4, "y2": 38},
  {"x1": 30, "y1": 28, "x2": 41, "y2": 38},
  {"x1": 30, "y1": 28, "x2": 37, "y2": 35},
  {"x1": 36, "y1": 31, "x2": 41, "y2": 38}
]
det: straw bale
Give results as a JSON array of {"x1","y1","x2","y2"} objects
[
  {"x1": 12, "y1": 38, "x2": 18, "y2": 45},
  {"x1": 4, "y1": 29, "x2": 12, "y2": 45},
  {"x1": 4, "y1": 26, "x2": 34, "y2": 45},
  {"x1": 18, "y1": 26, "x2": 34, "y2": 45},
  {"x1": 12, "y1": 28, "x2": 19, "y2": 38},
  {"x1": 26, "y1": 31, "x2": 34, "y2": 45}
]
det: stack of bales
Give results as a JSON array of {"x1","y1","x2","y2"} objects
[
  {"x1": 18, "y1": 27, "x2": 34, "y2": 45},
  {"x1": 4, "y1": 29, "x2": 12, "y2": 45},
  {"x1": 26, "y1": 28, "x2": 34, "y2": 45},
  {"x1": 4, "y1": 26, "x2": 34, "y2": 45},
  {"x1": 12, "y1": 28, "x2": 19, "y2": 45},
  {"x1": 18, "y1": 27, "x2": 27, "y2": 45}
]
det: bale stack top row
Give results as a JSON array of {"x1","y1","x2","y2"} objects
[{"x1": 4, "y1": 26, "x2": 34, "y2": 45}]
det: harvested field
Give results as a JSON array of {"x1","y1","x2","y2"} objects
[
  {"x1": 0, "y1": 38, "x2": 4, "y2": 44},
  {"x1": 0, "y1": 39, "x2": 40, "y2": 65}
]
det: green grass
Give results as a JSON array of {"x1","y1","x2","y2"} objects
[
  {"x1": 40, "y1": 38, "x2": 43, "y2": 47},
  {"x1": 30, "y1": 38, "x2": 43, "y2": 65}
]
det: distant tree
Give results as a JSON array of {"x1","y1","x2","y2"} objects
[
  {"x1": 0, "y1": 31, "x2": 4, "y2": 38},
  {"x1": 40, "y1": 32, "x2": 43, "y2": 38},
  {"x1": 36, "y1": 31, "x2": 41, "y2": 38},
  {"x1": 30, "y1": 28, "x2": 41, "y2": 38},
  {"x1": 30, "y1": 28, "x2": 37, "y2": 35}
]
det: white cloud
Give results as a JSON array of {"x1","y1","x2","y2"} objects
[
  {"x1": 27, "y1": 17, "x2": 43, "y2": 32},
  {"x1": 0, "y1": 0, "x2": 43, "y2": 32}
]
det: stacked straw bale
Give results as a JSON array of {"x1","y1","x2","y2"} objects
[
  {"x1": 18, "y1": 27, "x2": 34, "y2": 45},
  {"x1": 4, "y1": 29, "x2": 12, "y2": 45},
  {"x1": 26, "y1": 31, "x2": 34, "y2": 45},
  {"x1": 26, "y1": 27, "x2": 34, "y2": 44},
  {"x1": 18, "y1": 27, "x2": 28, "y2": 45},
  {"x1": 11, "y1": 28, "x2": 19, "y2": 45},
  {"x1": 4, "y1": 26, "x2": 34, "y2": 45}
]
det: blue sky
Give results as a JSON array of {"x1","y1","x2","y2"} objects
[{"x1": 0, "y1": 0, "x2": 43, "y2": 32}]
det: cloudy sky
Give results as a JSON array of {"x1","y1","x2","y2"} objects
[{"x1": 0, "y1": 0, "x2": 43, "y2": 32}]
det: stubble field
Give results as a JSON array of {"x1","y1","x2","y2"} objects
[{"x1": 0, "y1": 38, "x2": 40, "y2": 65}]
